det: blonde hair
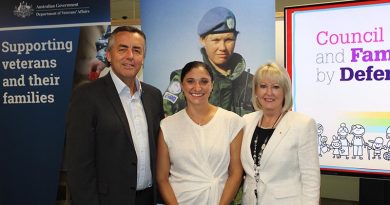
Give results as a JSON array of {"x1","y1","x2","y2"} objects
[{"x1": 251, "y1": 62, "x2": 292, "y2": 112}]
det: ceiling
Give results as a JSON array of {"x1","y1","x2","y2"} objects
[
  {"x1": 110, "y1": 0, "x2": 350, "y2": 23},
  {"x1": 110, "y1": 0, "x2": 140, "y2": 21}
]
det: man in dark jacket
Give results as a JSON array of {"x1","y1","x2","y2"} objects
[{"x1": 66, "y1": 26, "x2": 164, "y2": 205}]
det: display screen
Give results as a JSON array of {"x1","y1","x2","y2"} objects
[{"x1": 285, "y1": 0, "x2": 390, "y2": 178}]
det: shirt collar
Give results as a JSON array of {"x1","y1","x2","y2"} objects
[{"x1": 110, "y1": 69, "x2": 143, "y2": 97}]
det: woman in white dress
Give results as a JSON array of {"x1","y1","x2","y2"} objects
[
  {"x1": 157, "y1": 61, "x2": 244, "y2": 205},
  {"x1": 241, "y1": 62, "x2": 320, "y2": 205}
]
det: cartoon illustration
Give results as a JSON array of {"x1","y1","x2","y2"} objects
[
  {"x1": 319, "y1": 135, "x2": 330, "y2": 157},
  {"x1": 330, "y1": 135, "x2": 342, "y2": 159},
  {"x1": 386, "y1": 126, "x2": 390, "y2": 139},
  {"x1": 317, "y1": 123, "x2": 329, "y2": 156},
  {"x1": 350, "y1": 124, "x2": 366, "y2": 160},
  {"x1": 337, "y1": 123, "x2": 350, "y2": 159},
  {"x1": 384, "y1": 140, "x2": 390, "y2": 161},
  {"x1": 367, "y1": 137, "x2": 386, "y2": 160}
]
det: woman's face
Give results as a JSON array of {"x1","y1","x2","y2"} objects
[
  {"x1": 181, "y1": 66, "x2": 213, "y2": 106},
  {"x1": 255, "y1": 77, "x2": 284, "y2": 112},
  {"x1": 200, "y1": 32, "x2": 236, "y2": 67}
]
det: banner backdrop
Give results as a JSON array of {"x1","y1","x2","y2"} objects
[
  {"x1": 141, "y1": 0, "x2": 275, "y2": 117},
  {"x1": 0, "y1": 1, "x2": 110, "y2": 205}
]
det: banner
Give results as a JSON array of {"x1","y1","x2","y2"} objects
[
  {"x1": 141, "y1": 0, "x2": 275, "y2": 117},
  {"x1": 0, "y1": 1, "x2": 110, "y2": 204}
]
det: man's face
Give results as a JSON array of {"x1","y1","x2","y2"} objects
[
  {"x1": 200, "y1": 32, "x2": 236, "y2": 66},
  {"x1": 106, "y1": 31, "x2": 145, "y2": 84}
]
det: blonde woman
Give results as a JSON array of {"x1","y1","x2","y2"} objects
[{"x1": 241, "y1": 62, "x2": 320, "y2": 205}]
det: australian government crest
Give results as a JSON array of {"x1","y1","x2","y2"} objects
[{"x1": 14, "y1": 2, "x2": 34, "y2": 18}]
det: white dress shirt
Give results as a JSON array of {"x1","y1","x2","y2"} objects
[{"x1": 110, "y1": 71, "x2": 152, "y2": 190}]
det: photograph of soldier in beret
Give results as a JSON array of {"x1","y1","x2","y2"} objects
[
  {"x1": 141, "y1": 1, "x2": 275, "y2": 117},
  {"x1": 162, "y1": 7, "x2": 254, "y2": 116}
]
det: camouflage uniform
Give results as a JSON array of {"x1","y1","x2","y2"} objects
[{"x1": 163, "y1": 48, "x2": 254, "y2": 116}]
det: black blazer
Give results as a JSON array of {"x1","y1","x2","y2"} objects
[{"x1": 65, "y1": 73, "x2": 164, "y2": 205}]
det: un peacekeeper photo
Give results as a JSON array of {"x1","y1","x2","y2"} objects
[{"x1": 163, "y1": 6, "x2": 254, "y2": 116}]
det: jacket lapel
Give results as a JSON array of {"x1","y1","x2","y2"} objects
[
  {"x1": 140, "y1": 83, "x2": 160, "y2": 176},
  {"x1": 102, "y1": 74, "x2": 135, "y2": 149},
  {"x1": 260, "y1": 112, "x2": 292, "y2": 168},
  {"x1": 140, "y1": 85, "x2": 155, "y2": 149},
  {"x1": 244, "y1": 112, "x2": 262, "y2": 176}
]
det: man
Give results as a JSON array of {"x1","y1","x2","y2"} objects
[
  {"x1": 66, "y1": 26, "x2": 164, "y2": 205},
  {"x1": 163, "y1": 7, "x2": 253, "y2": 116}
]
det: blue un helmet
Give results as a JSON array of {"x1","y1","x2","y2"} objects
[{"x1": 197, "y1": 7, "x2": 238, "y2": 37}]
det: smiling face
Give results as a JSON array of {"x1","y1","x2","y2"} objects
[
  {"x1": 200, "y1": 32, "x2": 236, "y2": 67},
  {"x1": 255, "y1": 77, "x2": 284, "y2": 114},
  {"x1": 106, "y1": 31, "x2": 145, "y2": 86},
  {"x1": 332, "y1": 140, "x2": 341, "y2": 148},
  {"x1": 251, "y1": 63, "x2": 292, "y2": 112},
  {"x1": 181, "y1": 66, "x2": 213, "y2": 106}
]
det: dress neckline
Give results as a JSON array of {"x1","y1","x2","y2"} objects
[{"x1": 184, "y1": 107, "x2": 220, "y2": 127}]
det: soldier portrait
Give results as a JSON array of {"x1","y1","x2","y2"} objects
[
  {"x1": 141, "y1": 1, "x2": 275, "y2": 117},
  {"x1": 163, "y1": 7, "x2": 254, "y2": 116}
]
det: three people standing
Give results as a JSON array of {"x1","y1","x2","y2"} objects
[{"x1": 66, "y1": 25, "x2": 320, "y2": 205}]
